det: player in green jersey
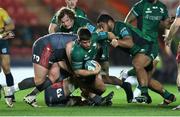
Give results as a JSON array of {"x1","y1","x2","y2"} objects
[
  {"x1": 48, "y1": 0, "x2": 87, "y2": 33},
  {"x1": 124, "y1": 0, "x2": 173, "y2": 104},
  {"x1": 97, "y1": 14, "x2": 176, "y2": 104}
]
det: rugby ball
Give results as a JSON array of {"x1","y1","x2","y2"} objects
[{"x1": 84, "y1": 60, "x2": 96, "y2": 71}]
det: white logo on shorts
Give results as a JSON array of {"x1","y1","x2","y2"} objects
[{"x1": 2, "y1": 48, "x2": 7, "y2": 54}]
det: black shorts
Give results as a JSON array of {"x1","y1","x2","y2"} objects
[
  {"x1": 32, "y1": 42, "x2": 66, "y2": 69},
  {"x1": 44, "y1": 81, "x2": 68, "y2": 107},
  {"x1": 78, "y1": 75, "x2": 96, "y2": 86},
  {"x1": 0, "y1": 40, "x2": 9, "y2": 54}
]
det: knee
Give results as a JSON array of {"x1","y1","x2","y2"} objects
[
  {"x1": 133, "y1": 62, "x2": 143, "y2": 71},
  {"x1": 34, "y1": 77, "x2": 45, "y2": 85}
]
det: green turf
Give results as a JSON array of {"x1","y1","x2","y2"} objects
[{"x1": 0, "y1": 85, "x2": 180, "y2": 116}]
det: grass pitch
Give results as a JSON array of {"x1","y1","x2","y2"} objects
[{"x1": 0, "y1": 85, "x2": 180, "y2": 116}]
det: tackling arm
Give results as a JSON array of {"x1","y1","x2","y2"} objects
[{"x1": 165, "y1": 17, "x2": 180, "y2": 45}]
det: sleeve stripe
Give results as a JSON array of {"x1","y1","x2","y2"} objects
[{"x1": 132, "y1": 9, "x2": 139, "y2": 17}]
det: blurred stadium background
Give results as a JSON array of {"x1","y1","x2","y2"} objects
[{"x1": 0, "y1": 0, "x2": 179, "y2": 84}]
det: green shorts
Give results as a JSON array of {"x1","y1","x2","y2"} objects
[{"x1": 138, "y1": 42, "x2": 158, "y2": 61}]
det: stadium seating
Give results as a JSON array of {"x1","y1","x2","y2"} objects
[{"x1": 0, "y1": 0, "x2": 38, "y2": 25}]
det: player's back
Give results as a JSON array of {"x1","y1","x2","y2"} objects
[{"x1": 34, "y1": 32, "x2": 78, "y2": 50}]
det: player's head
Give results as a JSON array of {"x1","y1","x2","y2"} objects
[
  {"x1": 65, "y1": 0, "x2": 78, "y2": 9},
  {"x1": 57, "y1": 7, "x2": 75, "y2": 29},
  {"x1": 97, "y1": 14, "x2": 115, "y2": 32},
  {"x1": 77, "y1": 27, "x2": 92, "y2": 50}
]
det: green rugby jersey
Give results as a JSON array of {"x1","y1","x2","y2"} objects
[
  {"x1": 71, "y1": 32, "x2": 108, "y2": 70},
  {"x1": 132, "y1": 0, "x2": 168, "y2": 42},
  {"x1": 113, "y1": 21, "x2": 152, "y2": 42}
]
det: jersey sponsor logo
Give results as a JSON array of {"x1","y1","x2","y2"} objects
[
  {"x1": 144, "y1": 15, "x2": 162, "y2": 21},
  {"x1": 145, "y1": 8, "x2": 152, "y2": 13},
  {"x1": 152, "y1": 6, "x2": 158, "y2": 9},
  {"x1": 2, "y1": 48, "x2": 7, "y2": 54}
]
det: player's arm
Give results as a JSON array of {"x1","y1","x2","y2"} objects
[
  {"x1": 96, "y1": 31, "x2": 117, "y2": 42},
  {"x1": 1, "y1": 10, "x2": 15, "y2": 33},
  {"x1": 48, "y1": 23, "x2": 58, "y2": 33},
  {"x1": 165, "y1": 17, "x2": 180, "y2": 45},
  {"x1": 116, "y1": 36, "x2": 134, "y2": 48},
  {"x1": 48, "y1": 15, "x2": 58, "y2": 33},
  {"x1": 124, "y1": 9, "x2": 137, "y2": 24},
  {"x1": 74, "y1": 64, "x2": 101, "y2": 77},
  {"x1": 73, "y1": 60, "x2": 101, "y2": 77},
  {"x1": 111, "y1": 26, "x2": 134, "y2": 48},
  {"x1": 2, "y1": 20, "x2": 14, "y2": 33}
]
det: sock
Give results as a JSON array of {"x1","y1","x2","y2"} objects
[
  {"x1": 162, "y1": 89, "x2": 171, "y2": 99},
  {"x1": 18, "y1": 77, "x2": 35, "y2": 90},
  {"x1": 127, "y1": 68, "x2": 136, "y2": 76},
  {"x1": 28, "y1": 88, "x2": 40, "y2": 96},
  {"x1": 36, "y1": 78, "x2": 52, "y2": 92},
  {"x1": 5, "y1": 73, "x2": 14, "y2": 86},
  {"x1": 141, "y1": 86, "x2": 148, "y2": 94}
]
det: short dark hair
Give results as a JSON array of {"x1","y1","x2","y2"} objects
[
  {"x1": 56, "y1": 7, "x2": 75, "y2": 23},
  {"x1": 97, "y1": 14, "x2": 114, "y2": 23},
  {"x1": 77, "y1": 27, "x2": 92, "y2": 41}
]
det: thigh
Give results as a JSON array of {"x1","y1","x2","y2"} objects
[
  {"x1": 132, "y1": 53, "x2": 151, "y2": 67},
  {"x1": 33, "y1": 63, "x2": 49, "y2": 85},
  {"x1": 48, "y1": 63, "x2": 60, "y2": 83}
]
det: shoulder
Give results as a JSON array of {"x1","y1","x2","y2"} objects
[
  {"x1": 115, "y1": 21, "x2": 127, "y2": 28},
  {"x1": 157, "y1": 1, "x2": 167, "y2": 9},
  {"x1": 0, "y1": 8, "x2": 5, "y2": 12},
  {"x1": 133, "y1": 0, "x2": 145, "y2": 7},
  {"x1": 0, "y1": 8, "x2": 8, "y2": 15},
  {"x1": 76, "y1": 7, "x2": 86, "y2": 13}
]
